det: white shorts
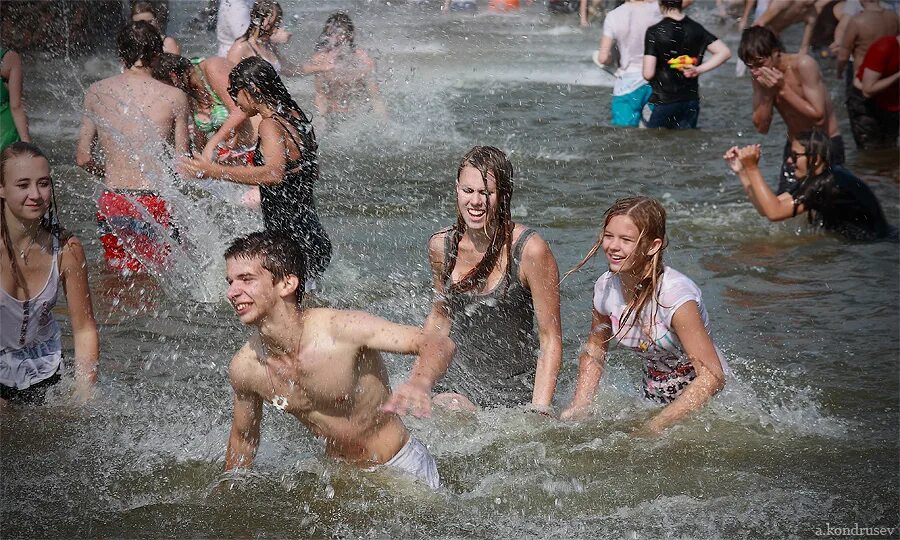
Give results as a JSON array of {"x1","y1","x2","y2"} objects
[{"x1": 382, "y1": 436, "x2": 440, "y2": 489}]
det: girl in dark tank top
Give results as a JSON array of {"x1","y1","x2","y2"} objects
[{"x1": 423, "y1": 146, "x2": 563, "y2": 410}]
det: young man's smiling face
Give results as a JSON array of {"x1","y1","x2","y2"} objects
[{"x1": 226, "y1": 255, "x2": 288, "y2": 326}]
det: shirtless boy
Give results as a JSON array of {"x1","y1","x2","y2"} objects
[
  {"x1": 739, "y1": 25, "x2": 843, "y2": 194},
  {"x1": 76, "y1": 21, "x2": 189, "y2": 272},
  {"x1": 223, "y1": 231, "x2": 455, "y2": 489}
]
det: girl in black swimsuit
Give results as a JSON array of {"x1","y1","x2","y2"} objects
[
  {"x1": 178, "y1": 57, "x2": 332, "y2": 283},
  {"x1": 724, "y1": 128, "x2": 896, "y2": 241}
]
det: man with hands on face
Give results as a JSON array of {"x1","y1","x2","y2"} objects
[
  {"x1": 738, "y1": 26, "x2": 844, "y2": 194},
  {"x1": 222, "y1": 231, "x2": 456, "y2": 489}
]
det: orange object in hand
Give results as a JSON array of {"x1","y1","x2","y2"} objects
[{"x1": 488, "y1": 0, "x2": 521, "y2": 11}]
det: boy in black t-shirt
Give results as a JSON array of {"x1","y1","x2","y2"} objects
[{"x1": 642, "y1": 0, "x2": 731, "y2": 129}]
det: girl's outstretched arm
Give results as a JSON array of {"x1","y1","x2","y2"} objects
[
  {"x1": 639, "y1": 301, "x2": 724, "y2": 434},
  {"x1": 178, "y1": 118, "x2": 288, "y2": 186},
  {"x1": 59, "y1": 236, "x2": 99, "y2": 401},
  {"x1": 724, "y1": 145, "x2": 800, "y2": 221},
  {"x1": 561, "y1": 308, "x2": 611, "y2": 421}
]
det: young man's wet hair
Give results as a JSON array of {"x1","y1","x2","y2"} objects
[
  {"x1": 117, "y1": 20, "x2": 163, "y2": 69},
  {"x1": 225, "y1": 231, "x2": 307, "y2": 301},
  {"x1": 659, "y1": 0, "x2": 683, "y2": 10},
  {"x1": 738, "y1": 26, "x2": 785, "y2": 65}
]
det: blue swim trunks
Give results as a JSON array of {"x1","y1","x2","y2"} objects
[{"x1": 611, "y1": 83, "x2": 652, "y2": 127}]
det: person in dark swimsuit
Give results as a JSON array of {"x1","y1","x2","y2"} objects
[
  {"x1": 423, "y1": 146, "x2": 563, "y2": 411},
  {"x1": 178, "y1": 57, "x2": 332, "y2": 285},
  {"x1": 724, "y1": 128, "x2": 896, "y2": 241}
]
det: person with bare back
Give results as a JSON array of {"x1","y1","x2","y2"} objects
[
  {"x1": 738, "y1": 25, "x2": 843, "y2": 194},
  {"x1": 75, "y1": 21, "x2": 190, "y2": 273},
  {"x1": 752, "y1": 0, "x2": 818, "y2": 55},
  {"x1": 835, "y1": 0, "x2": 899, "y2": 149}
]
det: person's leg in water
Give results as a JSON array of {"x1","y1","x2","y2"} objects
[{"x1": 611, "y1": 84, "x2": 653, "y2": 127}]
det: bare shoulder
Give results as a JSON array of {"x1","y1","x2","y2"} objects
[
  {"x1": 0, "y1": 49, "x2": 21, "y2": 70},
  {"x1": 356, "y1": 49, "x2": 376, "y2": 69},
  {"x1": 228, "y1": 342, "x2": 260, "y2": 389},
  {"x1": 794, "y1": 54, "x2": 822, "y2": 77},
  {"x1": 427, "y1": 229, "x2": 450, "y2": 264},
  {"x1": 59, "y1": 233, "x2": 87, "y2": 262},
  {"x1": 520, "y1": 227, "x2": 554, "y2": 263}
]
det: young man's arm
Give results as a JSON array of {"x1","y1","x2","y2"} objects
[
  {"x1": 329, "y1": 310, "x2": 455, "y2": 418},
  {"x1": 797, "y1": 5, "x2": 817, "y2": 56},
  {"x1": 789, "y1": 55, "x2": 828, "y2": 123},
  {"x1": 75, "y1": 89, "x2": 104, "y2": 177},
  {"x1": 750, "y1": 77, "x2": 776, "y2": 133},
  {"x1": 224, "y1": 348, "x2": 264, "y2": 471},
  {"x1": 835, "y1": 17, "x2": 858, "y2": 79}
]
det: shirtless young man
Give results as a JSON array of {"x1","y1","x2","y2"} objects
[
  {"x1": 75, "y1": 21, "x2": 190, "y2": 272},
  {"x1": 752, "y1": 0, "x2": 818, "y2": 55},
  {"x1": 223, "y1": 231, "x2": 455, "y2": 489},
  {"x1": 836, "y1": 0, "x2": 899, "y2": 149},
  {"x1": 739, "y1": 25, "x2": 843, "y2": 194}
]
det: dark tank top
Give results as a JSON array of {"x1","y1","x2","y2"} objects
[
  {"x1": 253, "y1": 113, "x2": 332, "y2": 279},
  {"x1": 790, "y1": 166, "x2": 896, "y2": 241},
  {"x1": 436, "y1": 228, "x2": 539, "y2": 407}
]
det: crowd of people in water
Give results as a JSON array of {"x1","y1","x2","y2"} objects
[{"x1": 1, "y1": 0, "x2": 897, "y2": 490}]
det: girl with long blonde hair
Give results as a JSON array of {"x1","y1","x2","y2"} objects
[{"x1": 560, "y1": 196, "x2": 725, "y2": 434}]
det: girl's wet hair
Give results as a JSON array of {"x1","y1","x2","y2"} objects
[
  {"x1": 225, "y1": 230, "x2": 306, "y2": 303},
  {"x1": 794, "y1": 128, "x2": 832, "y2": 173},
  {"x1": 1, "y1": 142, "x2": 63, "y2": 297},
  {"x1": 117, "y1": 20, "x2": 163, "y2": 69},
  {"x1": 441, "y1": 146, "x2": 515, "y2": 295},
  {"x1": 242, "y1": 0, "x2": 283, "y2": 40},
  {"x1": 564, "y1": 196, "x2": 668, "y2": 340},
  {"x1": 228, "y1": 56, "x2": 312, "y2": 126},
  {"x1": 315, "y1": 12, "x2": 355, "y2": 52},
  {"x1": 150, "y1": 53, "x2": 198, "y2": 99}
]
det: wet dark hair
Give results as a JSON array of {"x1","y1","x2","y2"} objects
[
  {"x1": 150, "y1": 53, "x2": 198, "y2": 99},
  {"x1": 131, "y1": 1, "x2": 158, "y2": 19},
  {"x1": 738, "y1": 26, "x2": 784, "y2": 64},
  {"x1": 1, "y1": 142, "x2": 63, "y2": 297},
  {"x1": 242, "y1": 0, "x2": 283, "y2": 40},
  {"x1": 315, "y1": 12, "x2": 355, "y2": 52},
  {"x1": 117, "y1": 20, "x2": 163, "y2": 69},
  {"x1": 793, "y1": 128, "x2": 831, "y2": 173},
  {"x1": 228, "y1": 56, "x2": 312, "y2": 125},
  {"x1": 440, "y1": 146, "x2": 515, "y2": 295},
  {"x1": 225, "y1": 231, "x2": 306, "y2": 303},
  {"x1": 659, "y1": 0, "x2": 683, "y2": 10}
]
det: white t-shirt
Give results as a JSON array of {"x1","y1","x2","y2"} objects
[
  {"x1": 217, "y1": 0, "x2": 254, "y2": 57},
  {"x1": 602, "y1": 0, "x2": 662, "y2": 74},
  {"x1": 593, "y1": 266, "x2": 724, "y2": 402}
]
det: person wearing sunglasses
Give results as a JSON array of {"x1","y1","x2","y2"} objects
[
  {"x1": 738, "y1": 26, "x2": 844, "y2": 196},
  {"x1": 723, "y1": 128, "x2": 896, "y2": 241}
]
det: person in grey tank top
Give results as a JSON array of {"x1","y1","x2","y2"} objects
[{"x1": 424, "y1": 146, "x2": 563, "y2": 411}]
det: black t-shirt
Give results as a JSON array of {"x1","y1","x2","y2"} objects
[
  {"x1": 644, "y1": 16, "x2": 718, "y2": 104},
  {"x1": 790, "y1": 166, "x2": 895, "y2": 241}
]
